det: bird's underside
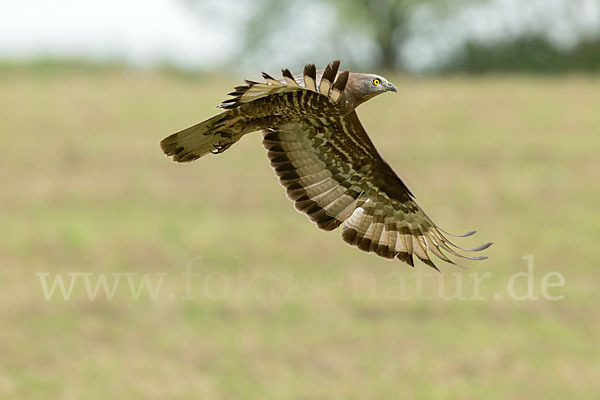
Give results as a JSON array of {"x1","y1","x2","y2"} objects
[{"x1": 160, "y1": 60, "x2": 491, "y2": 270}]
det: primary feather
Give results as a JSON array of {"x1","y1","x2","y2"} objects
[{"x1": 160, "y1": 60, "x2": 491, "y2": 269}]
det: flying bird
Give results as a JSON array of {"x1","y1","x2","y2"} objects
[{"x1": 160, "y1": 60, "x2": 491, "y2": 269}]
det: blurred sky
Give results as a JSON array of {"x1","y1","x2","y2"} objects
[
  {"x1": 1, "y1": 0, "x2": 599, "y2": 72},
  {"x1": 0, "y1": 0, "x2": 238, "y2": 68}
]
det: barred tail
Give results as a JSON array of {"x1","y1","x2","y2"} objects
[{"x1": 160, "y1": 112, "x2": 244, "y2": 163}]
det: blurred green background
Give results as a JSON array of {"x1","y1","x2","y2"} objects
[{"x1": 1, "y1": 1, "x2": 599, "y2": 399}]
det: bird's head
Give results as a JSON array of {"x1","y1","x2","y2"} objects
[{"x1": 345, "y1": 73, "x2": 397, "y2": 107}]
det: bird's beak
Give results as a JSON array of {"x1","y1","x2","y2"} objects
[{"x1": 388, "y1": 82, "x2": 398, "y2": 93}]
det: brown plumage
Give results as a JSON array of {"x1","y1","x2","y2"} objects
[{"x1": 160, "y1": 60, "x2": 491, "y2": 269}]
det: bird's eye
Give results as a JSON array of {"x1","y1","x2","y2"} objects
[{"x1": 372, "y1": 79, "x2": 380, "y2": 86}]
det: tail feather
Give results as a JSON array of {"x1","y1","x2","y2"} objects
[{"x1": 160, "y1": 112, "x2": 241, "y2": 163}]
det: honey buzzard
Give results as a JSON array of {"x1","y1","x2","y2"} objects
[{"x1": 160, "y1": 60, "x2": 491, "y2": 269}]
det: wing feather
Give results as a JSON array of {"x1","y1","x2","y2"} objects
[
  {"x1": 220, "y1": 60, "x2": 348, "y2": 109},
  {"x1": 303, "y1": 64, "x2": 317, "y2": 92},
  {"x1": 262, "y1": 111, "x2": 491, "y2": 269}
]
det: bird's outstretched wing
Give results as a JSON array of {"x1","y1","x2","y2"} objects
[
  {"x1": 220, "y1": 60, "x2": 348, "y2": 109},
  {"x1": 262, "y1": 113, "x2": 491, "y2": 269}
]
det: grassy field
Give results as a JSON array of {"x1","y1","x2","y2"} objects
[{"x1": 1, "y1": 67, "x2": 598, "y2": 399}]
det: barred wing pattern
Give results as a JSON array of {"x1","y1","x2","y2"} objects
[
  {"x1": 220, "y1": 61, "x2": 348, "y2": 110},
  {"x1": 263, "y1": 113, "x2": 491, "y2": 269}
]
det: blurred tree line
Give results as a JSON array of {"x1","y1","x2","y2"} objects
[
  {"x1": 444, "y1": 35, "x2": 600, "y2": 73},
  {"x1": 184, "y1": 0, "x2": 600, "y2": 74}
]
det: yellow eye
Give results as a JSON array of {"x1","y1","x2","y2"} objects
[{"x1": 372, "y1": 79, "x2": 380, "y2": 86}]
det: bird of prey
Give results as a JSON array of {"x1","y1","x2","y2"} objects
[{"x1": 160, "y1": 60, "x2": 491, "y2": 269}]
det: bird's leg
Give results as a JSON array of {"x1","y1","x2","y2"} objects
[{"x1": 210, "y1": 130, "x2": 240, "y2": 154}]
